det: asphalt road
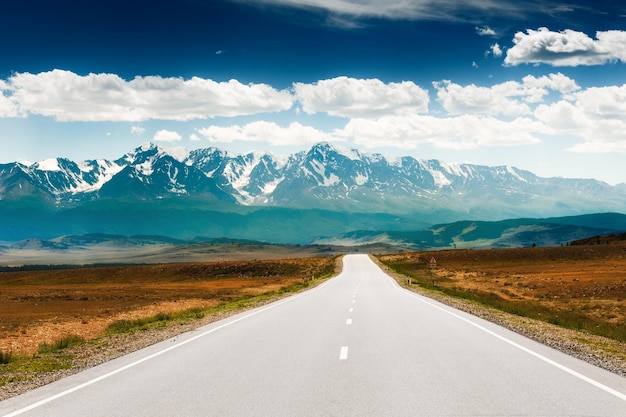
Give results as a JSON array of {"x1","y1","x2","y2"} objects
[{"x1": 2, "y1": 254, "x2": 626, "y2": 416}]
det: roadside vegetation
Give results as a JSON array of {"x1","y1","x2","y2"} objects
[
  {"x1": 0, "y1": 256, "x2": 338, "y2": 395},
  {"x1": 376, "y1": 244, "x2": 626, "y2": 343}
]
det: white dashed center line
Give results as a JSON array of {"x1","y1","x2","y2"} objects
[
  {"x1": 339, "y1": 346, "x2": 349, "y2": 360},
  {"x1": 346, "y1": 318, "x2": 352, "y2": 325}
]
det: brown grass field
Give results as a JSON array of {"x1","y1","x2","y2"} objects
[
  {"x1": 377, "y1": 242, "x2": 626, "y2": 342},
  {"x1": 2, "y1": 242, "x2": 626, "y2": 395},
  {"x1": 0, "y1": 257, "x2": 337, "y2": 356}
]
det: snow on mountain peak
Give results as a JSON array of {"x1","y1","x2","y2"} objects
[
  {"x1": 2, "y1": 141, "x2": 621, "y2": 221},
  {"x1": 332, "y1": 143, "x2": 362, "y2": 161},
  {"x1": 161, "y1": 146, "x2": 190, "y2": 163},
  {"x1": 310, "y1": 142, "x2": 361, "y2": 161},
  {"x1": 506, "y1": 166, "x2": 529, "y2": 183},
  {"x1": 34, "y1": 158, "x2": 61, "y2": 172}
]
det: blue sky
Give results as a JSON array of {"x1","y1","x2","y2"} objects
[{"x1": 1, "y1": 0, "x2": 626, "y2": 184}]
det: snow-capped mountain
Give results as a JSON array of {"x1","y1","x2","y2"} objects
[
  {"x1": 1, "y1": 142, "x2": 625, "y2": 221},
  {"x1": 0, "y1": 158, "x2": 122, "y2": 202}
]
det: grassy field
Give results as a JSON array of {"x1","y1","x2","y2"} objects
[
  {"x1": 3, "y1": 242, "x2": 626, "y2": 394},
  {"x1": 0, "y1": 257, "x2": 338, "y2": 356},
  {"x1": 376, "y1": 243, "x2": 626, "y2": 342}
]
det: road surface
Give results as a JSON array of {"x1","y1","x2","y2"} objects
[{"x1": 2, "y1": 254, "x2": 626, "y2": 416}]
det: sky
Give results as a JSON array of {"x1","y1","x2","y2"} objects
[{"x1": 1, "y1": 0, "x2": 626, "y2": 184}]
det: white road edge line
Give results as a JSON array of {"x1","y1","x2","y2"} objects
[
  {"x1": 340, "y1": 346, "x2": 349, "y2": 360},
  {"x1": 1, "y1": 277, "x2": 337, "y2": 417},
  {"x1": 385, "y1": 272, "x2": 626, "y2": 402}
]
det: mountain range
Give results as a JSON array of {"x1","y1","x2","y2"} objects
[{"x1": 1, "y1": 142, "x2": 625, "y2": 245}]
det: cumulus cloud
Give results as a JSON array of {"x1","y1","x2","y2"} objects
[
  {"x1": 197, "y1": 121, "x2": 337, "y2": 146},
  {"x1": 433, "y1": 73, "x2": 579, "y2": 116},
  {"x1": 476, "y1": 25, "x2": 496, "y2": 36},
  {"x1": 131, "y1": 126, "x2": 146, "y2": 135},
  {"x1": 339, "y1": 114, "x2": 544, "y2": 150},
  {"x1": 535, "y1": 85, "x2": 626, "y2": 152},
  {"x1": 489, "y1": 43, "x2": 503, "y2": 57},
  {"x1": 505, "y1": 27, "x2": 626, "y2": 66},
  {"x1": 294, "y1": 76, "x2": 429, "y2": 118},
  {"x1": 2, "y1": 69, "x2": 293, "y2": 122},
  {"x1": 0, "y1": 80, "x2": 19, "y2": 117},
  {"x1": 153, "y1": 129, "x2": 182, "y2": 143}
]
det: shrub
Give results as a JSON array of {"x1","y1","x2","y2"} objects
[
  {"x1": 106, "y1": 312, "x2": 173, "y2": 335},
  {"x1": 38, "y1": 335, "x2": 85, "y2": 354}
]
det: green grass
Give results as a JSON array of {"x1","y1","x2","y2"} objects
[
  {"x1": 0, "y1": 353, "x2": 73, "y2": 388},
  {"x1": 106, "y1": 312, "x2": 174, "y2": 335},
  {"x1": 37, "y1": 335, "x2": 85, "y2": 354}
]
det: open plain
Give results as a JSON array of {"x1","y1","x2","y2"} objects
[
  {"x1": 3, "y1": 242, "x2": 626, "y2": 401},
  {"x1": 0, "y1": 257, "x2": 337, "y2": 356},
  {"x1": 378, "y1": 243, "x2": 626, "y2": 342}
]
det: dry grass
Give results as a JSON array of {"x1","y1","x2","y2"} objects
[
  {"x1": 0, "y1": 257, "x2": 337, "y2": 355},
  {"x1": 377, "y1": 243, "x2": 626, "y2": 342}
]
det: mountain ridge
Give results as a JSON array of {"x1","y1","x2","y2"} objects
[
  {"x1": 1, "y1": 142, "x2": 625, "y2": 244},
  {"x1": 4, "y1": 142, "x2": 623, "y2": 211}
]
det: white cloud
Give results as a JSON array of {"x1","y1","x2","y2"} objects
[
  {"x1": 197, "y1": 121, "x2": 337, "y2": 146},
  {"x1": 574, "y1": 85, "x2": 626, "y2": 116},
  {"x1": 190, "y1": 133, "x2": 201, "y2": 142},
  {"x1": 199, "y1": 113, "x2": 545, "y2": 151},
  {"x1": 434, "y1": 79, "x2": 532, "y2": 116},
  {"x1": 0, "y1": 80, "x2": 19, "y2": 117},
  {"x1": 505, "y1": 27, "x2": 626, "y2": 66},
  {"x1": 476, "y1": 25, "x2": 496, "y2": 36},
  {"x1": 339, "y1": 114, "x2": 544, "y2": 150},
  {"x1": 294, "y1": 76, "x2": 429, "y2": 118},
  {"x1": 3, "y1": 70, "x2": 294, "y2": 122},
  {"x1": 520, "y1": 73, "x2": 580, "y2": 98},
  {"x1": 433, "y1": 73, "x2": 579, "y2": 116},
  {"x1": 489, "y1": 43, "x2": 503, "y2": 57},
  {"x1": 535, "y1": 85, "x2": 626, "y2": 152},
  {"x1": 154, "y1": 129, "x2": 182, "y2": 143},
  {"x1": 131, "y1": 126, "x2": 146, "y2": 135}
]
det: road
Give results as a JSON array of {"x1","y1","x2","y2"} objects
[{"x1": 2, "y1": 254, "x2": 626, "y2": 416}]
